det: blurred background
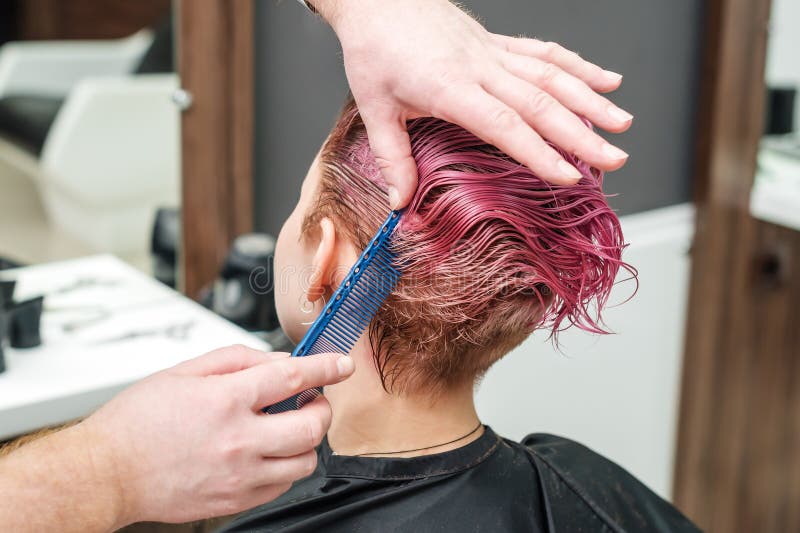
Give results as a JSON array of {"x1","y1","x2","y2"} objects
[
  {"x1": 0, "y1": 1, "x2": 798, "y2": 532},
  {"x1": 0, "y1": 0, "x2": 177, "y2": 272}
]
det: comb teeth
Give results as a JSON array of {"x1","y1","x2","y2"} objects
[
  {"x1": 304, "y1": 247, "x2": 400, "y2": 356},
  {"x1": 264, "y1": 210, "x2": 403, "y2": 414}
]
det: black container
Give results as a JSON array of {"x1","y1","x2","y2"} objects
[
  {"x1": 206, "y1": 233, "x2": 280, "y2": 332},
  {"x1": 0, "y1": 279, "x2": 13, "y2": 373},
  {"x1": 0, "y1": 279, "x2": 15, "y2": 307},
  {"x1": 151, "y1": 207, "x2": 180, "y2": 288},
  {"x1": 9, "y1": 296, "x2": 43, "y2": 349},
  {"x1": 764, "y1": 86, "x2": 797, "y2": 136},
  {"x1": 0, "y1": 311, "x2": 6, "y2": 373}
]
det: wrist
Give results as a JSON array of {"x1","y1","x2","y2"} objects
[{"x1": 74, "y1": 419, "x2": 134, "y2": 529}]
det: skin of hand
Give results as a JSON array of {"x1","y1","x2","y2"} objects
[
  {"x1": 310, "y1": 0, "x2": 633, "y2": 209},
  {"x1": 0, "y1": 346, "x2": 355, "y2": 532}
]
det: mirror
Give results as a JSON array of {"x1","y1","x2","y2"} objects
[{"x1": 0, "y1": 0, "x2": 179, "y2": 281}]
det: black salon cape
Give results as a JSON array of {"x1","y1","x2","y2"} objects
[{"x1": 221, "y1": 427, "x2": 700, "y2": 532}]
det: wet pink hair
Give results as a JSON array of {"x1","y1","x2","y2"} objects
[{"x1": 304, "y1": 97, "x2": 636, "y2": 395}]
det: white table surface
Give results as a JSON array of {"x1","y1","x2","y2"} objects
[{"x1": 0, "y1": 255, "x2": 270, "y2": 439}]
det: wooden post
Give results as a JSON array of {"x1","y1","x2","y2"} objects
[
  {"x1": 673, "y1": 0, "x2": 800, "y2": 531},
  {"x1": 177, "y1": 0, "x2": 254, "y2": 298}
]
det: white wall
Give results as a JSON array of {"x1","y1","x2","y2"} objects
[
  {"x1": 766, "y1": 0, "x2": 800, "y2": 130},
  {"x1": 476, "y1": 204, "x2": 694, "y2": 500}
]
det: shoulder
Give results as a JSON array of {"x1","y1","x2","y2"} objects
[
  {"x1": 518, "y1": 433, "x2": 702, "y2": 532},
  {"x1": 521, "y1": 433, "x2": 636, "y2": 485}
]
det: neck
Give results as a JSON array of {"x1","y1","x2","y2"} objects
[{"x1": 324, "y1": 340, "x2": 482, "y2": 457}]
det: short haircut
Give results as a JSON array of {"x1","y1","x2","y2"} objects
[{"x1": 303, "y1": 97, "x2": 636, "y2": 396}]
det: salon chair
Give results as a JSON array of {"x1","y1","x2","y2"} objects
[{"x1": 0, "y1": 18, "x2": 179, "y2": 257}]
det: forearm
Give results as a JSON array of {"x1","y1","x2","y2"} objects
[
  {"x1": 0, "y1": 348, "x2": 353, "y2": 529},
  {"x1": 0, "y1": 423, "x2": 126, "y2": 532}
]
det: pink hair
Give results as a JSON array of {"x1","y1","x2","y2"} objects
[{"x1": 306, "y1": 98, "x2": 636, "y2": 394}]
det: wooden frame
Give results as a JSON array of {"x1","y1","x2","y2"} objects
[
  {"x1": 673, "y1": 0, "x2": 800, "y2": 531},
  {"x1": 15, "y1": 0, "x2": 171, "y2": 40},
  {"x1": 177, "y1": 0, "x2": 254, "y2": 298}
]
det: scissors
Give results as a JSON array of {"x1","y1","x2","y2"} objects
[{"x1": 93, "y1": 321, "x2": 196, "y2": 345}]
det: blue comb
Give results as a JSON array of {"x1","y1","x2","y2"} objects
[{"x1": 264, "y1": 210, "x2": 403, "y2": 414}]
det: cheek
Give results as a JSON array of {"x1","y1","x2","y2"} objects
[{"x1": 274, "y1": 216, "x2": 308, "y2": 344}]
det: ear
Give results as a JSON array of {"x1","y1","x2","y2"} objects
[{"x1": 307, "y1": 217, "x2": 336, "y2": 303}]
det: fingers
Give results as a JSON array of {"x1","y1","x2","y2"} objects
[
  {"x1": 358, "y1": 104, "x2": 419, "y2": 209},
  {"x1": 173, "y1": 345, "x2": 288, "y2": 377},
  {"x1": 435, "y1": 84, "x2": 583, "y2": 184},
  {"x1": 255, "y1": 449, "x2": 319, "y2": 486},
  {"x1": 232, "y1": 353, "x2": 355, "y2": 410},
  {"x1": 255, "y1": 396, "x2": 332, "y2": 457},
  {"x1": 500, "y1": 51, "x2": 632, "y2": 134},
  {"x1": 483, "y1": 70, "x2": 628, "y2": 171},
  {"x1": 490, "y1": 34, "x2": 622, "y2": 93}
]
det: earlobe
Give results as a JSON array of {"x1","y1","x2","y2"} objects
[{"x1": 307, "y1": 218, "x2": 336, "y2": 303}]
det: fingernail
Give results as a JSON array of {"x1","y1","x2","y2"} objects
[
  {"x1": 604, "y1": 70, "x2": 623, "y2": 83},
  {"x1": 337, "y1": 356, "x2": 354, "y2": 377},
  {"x1": 387, "y1": 186, "x2": 400, "y2": 210},
  {"x1": 558, "y1": 160, "x2": 582, "y2": 181},
  {"x1": 607, "y1": 105, "x2": 633, "y2": 123},
  {"x1": 602, "y1": 143, "x2": 629, "y2": 161}
]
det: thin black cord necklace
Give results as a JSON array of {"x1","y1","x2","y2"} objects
[{"x1": 344, "y1": 422, "x2": 484, "y2": 457}]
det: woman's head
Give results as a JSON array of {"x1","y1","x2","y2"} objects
[{"x1": 275, "y1": 98, "x2": 634, "y2": 396}]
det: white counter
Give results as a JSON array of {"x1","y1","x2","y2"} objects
[{"x1": 0, "y1": 255, "x2": 270, "y2": 439}]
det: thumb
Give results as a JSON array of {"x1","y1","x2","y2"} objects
[
  {"x1": 359, "y1": 106, "x2": 419, "y2": 209},
  {"x1": 230, "y1": 353, "x2": 355, "y2": 410}
]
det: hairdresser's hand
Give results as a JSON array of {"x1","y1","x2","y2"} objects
[
  {"x1": 313, "y1": 0, "x2": 632, "y2": 209},
  {"x1": 81, "y1": 346, "x2": 353, "y2": 527}
]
